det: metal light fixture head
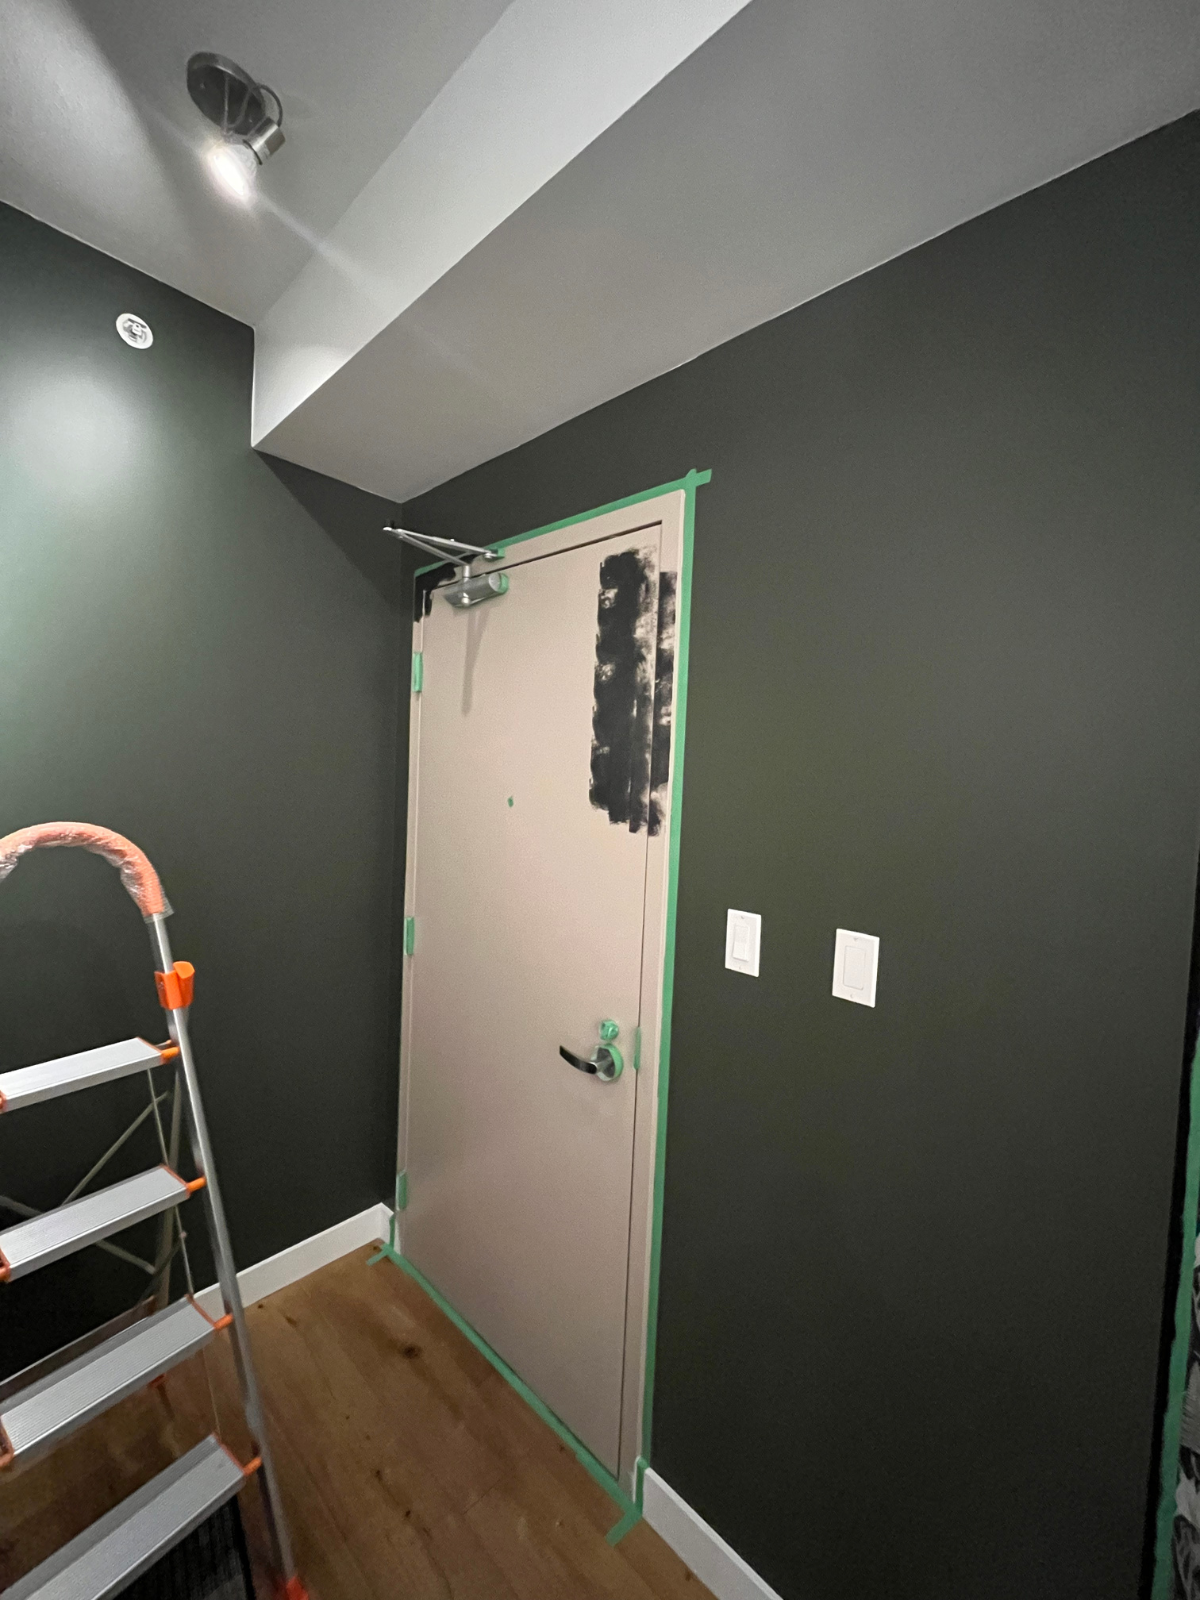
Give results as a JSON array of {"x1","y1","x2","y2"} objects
[{"x1": 187, "y1": 52, "x2": 284, "y2": 201}]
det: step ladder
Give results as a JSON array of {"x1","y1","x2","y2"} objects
[{"x1": 0, "y1": 822, "x2": 308, "y2": 1600}]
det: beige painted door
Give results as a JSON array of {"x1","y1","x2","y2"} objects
[{"x1": 403, "y1": 519, "x2": 670, "y2": 1472}]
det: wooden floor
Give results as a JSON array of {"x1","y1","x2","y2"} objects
[{"x1": 0, "y1": 1247, "x2": 714, "y2": 1599}]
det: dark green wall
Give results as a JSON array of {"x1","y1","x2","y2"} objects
[
  {"x1": 0, "y1": 202, "x2": 409, "y2": 1377},
  {"x1": 403, "y1": 115, "x2": 1200, "y2": 1600}
]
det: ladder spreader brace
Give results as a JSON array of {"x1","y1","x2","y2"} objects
[{"x1": 0, "y1": 822, "x2": 308, "y2": 1600}]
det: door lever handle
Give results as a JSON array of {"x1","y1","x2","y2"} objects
[
  {"x1": 559, "y1": 1045, "x2": 598, "y2": 1075},
  {"x1": 558, "y1": 1043, "x2": 623, "y2": 1083}
]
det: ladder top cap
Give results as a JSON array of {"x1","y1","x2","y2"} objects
[{"x1": 0, "y1": 823, "x2": 170, "y2": 920}]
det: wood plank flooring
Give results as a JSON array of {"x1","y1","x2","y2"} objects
[{"x1": 0, "y1": 1247, "x2": 714, "y2": 1600}]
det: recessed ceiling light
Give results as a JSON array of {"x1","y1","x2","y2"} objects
[{"x1": 187, "y1": 52, "x2": 284, "y2": 205}]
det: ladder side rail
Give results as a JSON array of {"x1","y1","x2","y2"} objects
[{"x1": 147, "y1": 913, "x2": 298, "y2": 1590}]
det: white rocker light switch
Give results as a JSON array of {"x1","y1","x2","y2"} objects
[
  {"x1": 725, "y1": 909, "x2": 761, "y2": 977},
  {"x1": 832, "y1": 928, "x2": 879, "y2": 1006}
]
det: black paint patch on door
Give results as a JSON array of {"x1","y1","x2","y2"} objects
[
  {"x1": 649, "y1": 571, "x2": 676, "y2": 836},
  {"x1": 590, "y1": 549, "x2": 673, "y2": 835}
]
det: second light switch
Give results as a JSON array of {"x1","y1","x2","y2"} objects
[
  {"x1": 832, "y1": 928, "x2": 879, "y2": 1007},
  {"x1": 725, "y1": 910, "x2": 761, "y2": 977}
]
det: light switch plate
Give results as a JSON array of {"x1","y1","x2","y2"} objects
[
  {"x1": 832, "y1": 928, "x2": 879, "y2": 1006},
  {"x1": 725, "y1": 909, "x2": 761, "y2": 977}
]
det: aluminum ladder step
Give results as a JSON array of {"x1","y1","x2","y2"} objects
[
  {"x1": 4, "y1": 1435, "x2": 245, "y2": 1600},
  {"x1": 0, "y1": 1300, "x2": 215, "y2": 1465},
  {"x1": 0, "y1": 1039, "x2": 166, "y2": 1114},
  {"x1": 0, "y1": 1167, "x2": 198, "y2": 1283}
]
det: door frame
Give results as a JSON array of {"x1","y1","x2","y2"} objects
[{"x1": 384, "y1": 469, "x2": 710, "y2": 1517}]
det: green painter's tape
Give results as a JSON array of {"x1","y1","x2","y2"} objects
[
  {"x1": 404, "y1": 916, "x2": 415, "y2": 957},
  {"x1": 412, "y1": 652, "x2": 423, "y2": 693},
  {"x1": 374, "y1": 1244, "x2": 638, "y2": 1536},
  {"x1": 605, "y1": 1503, "x2": 641, "y2": 1546},
  {"x1": 413, "y1": 469, "x2": 712, "y2": 578},
  {"x1": 640, "y1": 469, "x2": 705, "y2": 1468},
  {"x1": 396, "y1": 1170, "x2": 408, "y2": 1212},
  {"x1": 1152, "y1": 1036, "x2": 1200, "y2": 1598}
]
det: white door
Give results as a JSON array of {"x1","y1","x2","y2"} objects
[{"x1": 400, "y1": 504, "x2": 679, "y2": 1474}]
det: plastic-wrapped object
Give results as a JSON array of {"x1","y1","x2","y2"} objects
[{"x1": 0, "y1": 822, "x2": 170, "y2": 919}]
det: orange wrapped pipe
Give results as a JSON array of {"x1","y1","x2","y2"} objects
[{"x1": 0, "y1": 822, "x2": 170, "y2": 919}]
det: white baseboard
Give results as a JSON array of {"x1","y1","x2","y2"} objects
[
  {"x1": 642, "y1": 1468, "x2": 783, "y2": 1600},
  {"x1": 194, "y1": 1201, "x2": 391, "y2": 1318}
]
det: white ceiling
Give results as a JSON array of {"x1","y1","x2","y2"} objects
[
  {"x1": 258, "y1": 0, "x2": 1200, "y2": 501},
  {"x1": 1, "y1": 0, "x2": 1197, "y2": 503},
  {"x1": 0, "y1": 0, "x2": 512, "y2": 321},
  {"x1": 250, "y1": 0, "x2": 753, "y2": 442}
]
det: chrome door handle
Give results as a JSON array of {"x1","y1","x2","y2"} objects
[{"x1": 558, "y1": 1043, "x2": 623, "y2": 1083}]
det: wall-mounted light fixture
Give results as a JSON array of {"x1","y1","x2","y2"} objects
[{"x1": 186, "y1": 52, "x2": 284, "y2": 204}]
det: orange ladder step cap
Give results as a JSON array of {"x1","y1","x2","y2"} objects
[{"x1": 154, "y1": 961, "x2": 195, "y2": 1011}]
